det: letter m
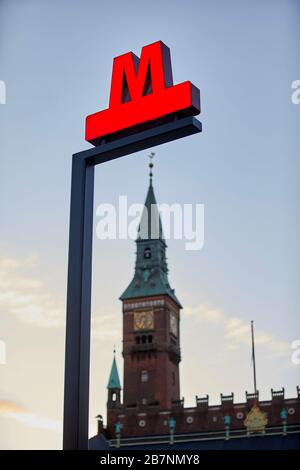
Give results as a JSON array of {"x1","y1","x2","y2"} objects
[{"x1": 109, "y1": 41, "x2": 173, "y2": 107}]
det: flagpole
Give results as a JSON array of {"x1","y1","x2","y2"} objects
[{"x1": 251, "y1": 320, "x2": 257, "y2": 394}]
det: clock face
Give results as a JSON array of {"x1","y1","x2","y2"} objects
[
  {"x1": 170, "y1": 313, "x2": 178, "y2": 337},
  {"x1": 134, "y1": 310, "x2": 154, "y2": 331}
]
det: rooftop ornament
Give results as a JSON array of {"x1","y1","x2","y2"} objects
[{"x1": 244, "y1": 405, "x2": 268, "y2": 436}]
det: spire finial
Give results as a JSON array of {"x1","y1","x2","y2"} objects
[
  {"x1": 148, "y1": 151, "x2": 155, "y2": 183},
  {"x1": 113, "y1": 345, "x2": 116, "y2": 355}
]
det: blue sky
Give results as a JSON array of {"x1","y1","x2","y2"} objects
[{"x1": 0, "y1": 0, "x2": 299, "y2": 449}]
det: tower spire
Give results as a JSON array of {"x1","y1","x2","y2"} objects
[
  {"x1": 119, "y1": 152, "x2": 181, "y2": 307},
  {"x1": 107, "y1": 350, "x2": 121, "y2": 390}
]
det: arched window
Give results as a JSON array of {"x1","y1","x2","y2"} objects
[
  {"x1": 142, "y1": 335, "x2": 146, "y2": 344},
  {"x1": 148, "y1": 335, "x2": 153, "y2": 344},
  {"x1": 144, "y1": 247, "x2": 151, "y2": 259},
  {"x1": 141, "y1": 370, "x2": 149, "y2": 382}
]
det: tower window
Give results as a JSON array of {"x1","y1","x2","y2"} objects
[
  {"x1": 141, "y1": 370, "x2": 149, "y2": 382},
  {"x1": 144, "y1": 247, "x2": 151, "y2": 259},
  {"x1": 112, "y1": 392, "x2": 116, "y2": 401}
]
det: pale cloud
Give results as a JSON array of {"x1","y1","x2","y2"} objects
[
  {"x1": 0, "y1": 400, "x2": 62, "y2": 434},
  {"x1": 185, "y1": 303, "x2": 290, "y2": 357},
  {"x1": 6, "y1": 412, "x2": 62, "y2": 434},
  {"x1": 0, "y1": 400, "x2": 26, "y2": 414},
  {"x1": 185, "y1": 304, "x2": 224, "y2": 324},
  {"x1": 0, "y1": 255, "x2": 38, "y2": 271},
  {"x1": 92, "y1": 312, "x2": 122, "y2": 340},
  {"x1": 0, "y1": 255, "x2": 121, "y2": 336},
  {"x1": 0, "y1": 256, "x2": 64, "y2": 328}
]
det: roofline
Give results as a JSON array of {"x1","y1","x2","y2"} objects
[{"x1": 120, "y1": 293, "x2": 182, "y2": 309}]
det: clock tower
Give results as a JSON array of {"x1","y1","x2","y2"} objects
[{"x1": 119, "y1": 155, "x2": 182, "y2": 411}]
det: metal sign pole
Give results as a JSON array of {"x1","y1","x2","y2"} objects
[{"x1": 62, "y1": 116, "x2": 201, "y2": 450}]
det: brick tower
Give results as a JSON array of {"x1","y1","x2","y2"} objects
[
  {"x1": 106, "y1": 156, "x2": 183, "y2": 436},
  {"x1": 120, "y1": 160, "x2": 182, "y2": 410}
]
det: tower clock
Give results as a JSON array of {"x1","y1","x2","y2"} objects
[{"x1": 134, "y1": 310, "x2": 154, "y2": 331}]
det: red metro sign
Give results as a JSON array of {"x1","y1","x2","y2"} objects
[{"x1": 85, "y1": 41, "x2": 201, "y2": 145}]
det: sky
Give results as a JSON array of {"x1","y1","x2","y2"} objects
[{"x1": 0, "y1": 0, "x2": 300, "y2": 449}]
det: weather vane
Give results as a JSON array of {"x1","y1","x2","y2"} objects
[{"x1": 149, "y1": 151, "x2": 155, "y2": 181}]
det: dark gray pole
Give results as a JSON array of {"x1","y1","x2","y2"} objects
[
  {"x1": 63, "y1": 156, "x2": 94, "y2": 450},
  {"x1": 251, "y1": 320, "x2": 257, "y2": 394}
]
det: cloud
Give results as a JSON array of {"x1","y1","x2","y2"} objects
[
  {"x1": 0, "y1": 255, "x2": 291, "y2": 358},
  {"x1": 6, "y1": 413, "x2": 62, "y2": 434},
  {"x1": 184, "y1": 303, "x2": 290, "y2": 357},
  {"x1": 0, "y1": 255, "x2": 121, "y2": 337},
  {"x1": 92, "y1": 312, "x2": 122, "y2": 340},
  {"x1": 0, "y1": 256, "x2": 64, "y2": 328},
  {"x1": 0, "y1": 400, "x2": 26, "y2": 414},
  {"x1": 185, "y1": 304, "x2": 224, "y2": 324},
  {"x1": 0, "y1": 400, "x2": 62, "y2": 434}
]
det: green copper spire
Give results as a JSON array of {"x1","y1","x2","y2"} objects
[
  {"x1": 120, "y1": 153, "x2": 181, "y2": 307},
  {"x1": 137, "y1": 155, "x2": 164, "y2": 241},
  {"x1": 107, "y1": 351, "x2": 121, "y2": 390}
]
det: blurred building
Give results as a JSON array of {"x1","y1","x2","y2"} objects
[{"x1": 90, "y1": 164, "x2": 300, "y2": 450}]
